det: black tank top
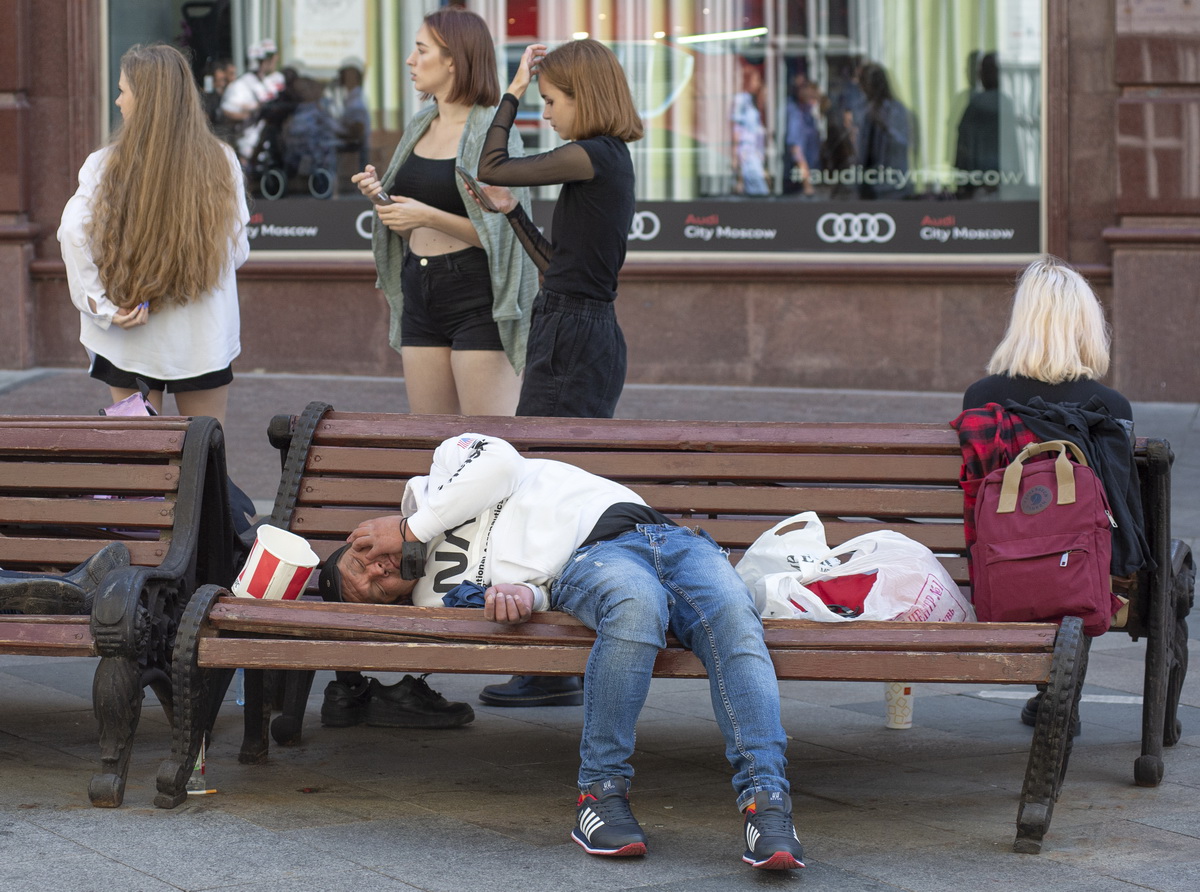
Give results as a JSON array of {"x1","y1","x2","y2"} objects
[{"x1": 391, "y1": 154, "x2": 468, "y2": 218}]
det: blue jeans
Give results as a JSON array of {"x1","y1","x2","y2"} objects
[{"x1": 550, "y1": 524, "x2": 789, "y2": 809}]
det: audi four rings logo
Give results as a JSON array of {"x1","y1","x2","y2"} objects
[
  {"x1": 816, "y1": 212, "x2": 896, "y2": 243},
  {"x1": 627, "y1": 211, "x2": 660, "y2": 241}
]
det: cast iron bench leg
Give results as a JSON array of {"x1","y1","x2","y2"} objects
[
  {"x1": 1162, "y1": 541, "x2": 1193, "y2": 749},
  {"x1": 155, "y1": 584, "x2": 225, "y2": 808},
  {"x1": 88, "y1": 655, "x2": 143, "y2": 807},
  {"x1": 1136, "y1": 572, "x2": 1170, "y2": 787},
  {"x1": 1015, "y1": 615, "x2": 1086, "y2": 854}
]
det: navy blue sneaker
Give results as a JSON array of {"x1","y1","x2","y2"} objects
[
  {"x1": 572, "y1": 777, "x2": 647, "y2": 857},
  {"x1": 742, "y1": 790, "x2": 804, "y2": 870},
  {"x1": 479, "y1": 674, "x2": 583, "y2": 707}
]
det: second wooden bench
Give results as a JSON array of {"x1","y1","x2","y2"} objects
[{"x1": 154, "y1": 403, "x2": 1193, "y2": 854}]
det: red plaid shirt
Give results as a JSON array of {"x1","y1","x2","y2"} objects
[{"x1": 949, "y1": 403, "x2": 1038, "y2": 579}]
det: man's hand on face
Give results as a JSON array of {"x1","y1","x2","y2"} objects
[
  {"x1": 339, "y1": 541, "x2": 414, "y2": 604},
  {"x1": 483, "y1": 583, "x2": 535, "y2": 625},
  {"x1": 347, "y1": 515, "x2": 407, "y2": 563}
]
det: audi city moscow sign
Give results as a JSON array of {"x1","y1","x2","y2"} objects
[
  {"x1": 244, "y1": 198, "x2": 1038, "y2": 255},
  {"x1": 613, "y1": 200, "x2": 1040, "y2": 254}
]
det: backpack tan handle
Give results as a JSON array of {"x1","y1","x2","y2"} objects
[{"x1": 996, "y1": 439, "x2": 1087, "y2": 514}]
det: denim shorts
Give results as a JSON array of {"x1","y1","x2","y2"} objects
[
  {"x1": 89, "y1": 354, "x2": 233, "y2": 393},
  {"x1": 399, "y1": 246, "x2": 505, "y2": 351}
]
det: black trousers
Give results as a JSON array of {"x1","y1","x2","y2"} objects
[{"x1": 516, "y1": 289, "x2": 627, "y2": 419}]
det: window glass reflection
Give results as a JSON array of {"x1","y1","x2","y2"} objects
[{"x1": 109, "y1": 0, "x2": 1042, "y2": 253}]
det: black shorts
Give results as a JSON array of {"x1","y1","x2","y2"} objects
[
  {"x1": 400, "y1": 246, "x2": 505, "y2": 351},
  {"x1": 89, "y1": 354, "x2": 234, "y2": 393}
]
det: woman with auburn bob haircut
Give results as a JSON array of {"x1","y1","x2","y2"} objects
[
  {"x1": 467, "y1": 37, "x2": 641, "y2": 710},
  {"x1": 475, "y1": 38, "x2": 643, "y2": 419},
  {"x1": 58, "y1": 43, "x2": 249, "y2": 425},
  {"x1": 962, "y1": 254, "x2": 1132, "y2": 420},
  {"x1": 352, "y1": 7, "x2": 537, "y2": 417}
]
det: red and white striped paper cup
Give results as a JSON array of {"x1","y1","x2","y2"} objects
[{"x1": 231, "y1": 525, "x2": 319, "y2": 600}]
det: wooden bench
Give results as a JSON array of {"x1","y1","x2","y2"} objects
[
  {"x1": 0, "y1": 415, "x2": 239, "y2": 807},
  {"x1": 155, "y1": 402, "x2": 1194, "y2": 853}
]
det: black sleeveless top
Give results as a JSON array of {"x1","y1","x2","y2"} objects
[{"x1": 391, "y1": 154, "x2": 468, "y2": 218}]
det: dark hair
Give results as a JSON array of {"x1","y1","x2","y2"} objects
[
  {"x1": 979, "y1": 53, "x2": 999, "y2": 92},
  {"x1": 423, "y1": 7, "x2": 500, "y2": 107},
  {"x1": 859, "y1": 62, "x2": 894, "y2": 106},
  {"x1": 537, "y1": 39, "x2": 643, "y2": 142},
  {"x1": 318, "y1": 543, "x2": 351, "y2": 602}
]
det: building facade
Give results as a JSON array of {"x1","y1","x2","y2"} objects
[{"x1": 2, "y1": 0, "x2": 1198, "y2": 399}]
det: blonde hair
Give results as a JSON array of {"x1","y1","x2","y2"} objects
[
  {"x1": 538, "y1": 39, "x2": 643, "y2": 142},
  {"x1": 88, "y1": 44, "x2": 243, "y2": 310},
  {"x1": 986, "y1": 255, "x2": 1112, "y2": 383}
]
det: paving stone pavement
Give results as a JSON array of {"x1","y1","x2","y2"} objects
[{"x1": 2, "y1": 368, "x2": 1198, "y2": 891}]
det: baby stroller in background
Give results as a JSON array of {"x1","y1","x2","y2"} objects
[{"x1": 250, "y1": 77, "x2": 338, "y2": 200}]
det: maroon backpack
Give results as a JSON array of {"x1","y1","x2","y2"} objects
[{"x1": 971, "y1": 440, "x2": 1119, "y2": 635}]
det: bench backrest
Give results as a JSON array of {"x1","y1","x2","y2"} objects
[
  {"x1": 0, "y1": 416, "x2": 234, "y2": 581},
  {"x1": 268, "y1": 405, "x2": 972, "y2": 583},
  {"x1": 263, "y1": 401, "x2": 1174, "y2": 638},
  {"x1": 268, "y1": 404, "x2": 1173, "y2": 621}
]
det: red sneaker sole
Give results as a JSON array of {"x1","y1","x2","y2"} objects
[
  {"x1": 573, "y1": 836, "x2": 647, "y2": 857},
  {"x1": 745, "y1": 851, "x2": 805, "y2": 870}
]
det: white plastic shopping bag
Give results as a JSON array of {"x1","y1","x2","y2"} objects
[
  {"x1": 736, "y1": 512, "x2": 840, "y2": 613},
  {"x1": 773, "y1": 530, "x2": 975, "y2": 623}
]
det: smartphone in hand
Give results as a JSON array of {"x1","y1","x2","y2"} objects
[
  {"x1": 455, "y1": 165, "x2": 499, "y2": 213},
  {"x1": 370, "y1": 191, "x2": 394, "y2": 206}
]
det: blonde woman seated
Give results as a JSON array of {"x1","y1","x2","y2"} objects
[
  {"x1": 962, "y1": 254, "x2": 1133, "y2": 734},
  {"x1": 963, "y1": 254, "x2": 1131, "y2": 421}
]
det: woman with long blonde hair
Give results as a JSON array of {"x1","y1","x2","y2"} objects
[{"x1": 58, "y1": 43, "x2": 249, "y2": 425}]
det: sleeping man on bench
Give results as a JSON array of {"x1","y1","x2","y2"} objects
[{"x1": 316, "y1": 433, "x2": 804, "y2": 871}]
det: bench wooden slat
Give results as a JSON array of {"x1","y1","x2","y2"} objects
[
  {"x1": 518, "y1": 451, "x2": 965, "y2": 483},
  {"x1": 291, "y1": 476, "x2": 964, "y2": 519},
  {"x1": 197, "y1": 636, "x2": 1051, "y2": 683},
  {"x1": 0, "y1": 417, "x2": 192, "y2": 429},
  {"x1": 289, "y1": 530, "x2": 968, "y2": 582},
  {"x1": 0, "y1": 496, "x2": 175, "y2": 527},
  {"x1": 310, "y1": 415, "x2": 961, "y2": 455},
  {"x1": 0, "y1": 537, "x2": 170, "y2": 569},
  {"x1": 629, "y1": 484, "x2": 964, "y2": 517},
  {"x1": 0, "y1": 429, "x2": 187, "y2": 457},
  {"x1": 302, "y1": 446, "x2": 963, "y2": 484},
  {"x1": 206, "y1": 599, "x2": 1057, "y2": 651},
  {"x1": 0, "y1": 616, "x2": 95, "y2": 655},
  {"x1": 701, "y1": 518, "x2": 967, "y2": 551},
  {"x1": 284, "y1": 507, "x2": 967, "y2": 552},
  {"x1": 0, "y1": 462, "x2": 181, "y2": 493}
]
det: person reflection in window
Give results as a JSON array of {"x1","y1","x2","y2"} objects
[
  {"x1": 856, "y1": 62, "x2": 913, "y2": 200},
  {"x1": 732, "y1": 62, "x2": 770, "y2": 196},
  {"x1": 783, "y1": 74, "x2": 819, "y2": 198},
  {"x1": 955, "y1": 53, "x2": 1019, "y2": 199}
]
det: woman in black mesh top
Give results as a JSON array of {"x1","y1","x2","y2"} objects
[{"x1": 475, "y1": 39, "x2": 643, "y2": 419}]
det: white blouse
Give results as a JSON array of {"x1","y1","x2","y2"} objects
[{"x1": 57, "y1": 145, "x2": 250, "y2": 380}]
